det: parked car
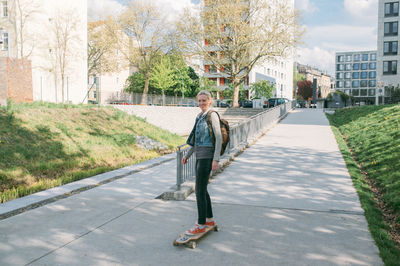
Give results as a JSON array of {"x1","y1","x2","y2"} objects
[
  {"x1": 240, "y1": 100, "x2": 253, "y2": 108},
  {"x1": 264, "y1": 98, "x2": 289, "y2": 108},
  {"x1": 218, "y1": 99, "x2": 232, "y2": 108}
]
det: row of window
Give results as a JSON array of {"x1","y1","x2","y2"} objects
[
  {"x1": 336, "y1": 62, "x2": 376, "y2": 71},
  {"x1": 337, "y1": 80, "x2": 377, "y2": 88},
  {"x1": 339, "y1": 89, "x2": 377, "y2": 97},
  {"x1": 337, "y1": 71, "x2": 376, "y2": 79},
  {"x1": 337, "y1": 53, "x2": 376, "y2": 62},
  {"x1": 385, "y1": 2, "x2": 399, "y2": 17}
]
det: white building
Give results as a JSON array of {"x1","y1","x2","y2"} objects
[
  {"x1": 377, "y1": 0, "x2": 400, "y2": 100},
  {"x1": 0, "y1": 0, "x2": 87, "y2": 104}
]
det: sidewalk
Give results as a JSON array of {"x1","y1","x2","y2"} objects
[{"x1": 0, "y1": 109, "x2": 382, "y2": 265}]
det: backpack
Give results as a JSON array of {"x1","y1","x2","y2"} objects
[{"x1": 206, "y1": 110, "x2": 230, "y2": 156}]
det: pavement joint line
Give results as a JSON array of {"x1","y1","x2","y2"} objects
[
  {"x1": 185, "y1": 199, "x2": 365, "y2": 216},
  {"x1": 25, "y1": 201, "x2": 148, "y2": 266},
  {"x1": 0, "y1": 156, "x2": 175, "y2": 221}
]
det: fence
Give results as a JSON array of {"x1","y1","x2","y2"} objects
[
  {"x1": 175, "y1": 101, "x2": 295, "y2": 189},
  {"x1": 107, "y1": 92, "x2": 197, "y2": 107}
]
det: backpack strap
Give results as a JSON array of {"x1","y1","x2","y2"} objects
[{"x1": 206, "y1": 110, "x2": 220, "y2": 147}]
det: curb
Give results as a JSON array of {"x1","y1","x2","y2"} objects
[{"x1": 0, "y1": 153, "x2": 176, "y2": 220}]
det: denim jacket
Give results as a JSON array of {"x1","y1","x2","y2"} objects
[{"x1": 186, "y1": 112, "x2": 213, "y2": 147}]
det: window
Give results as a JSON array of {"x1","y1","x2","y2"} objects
[
  {"x1": 352, "y1": 72, "x2": 360, "y2": 79},
  {"x1": 336, "y1": 72, "x2": 344, "y2": 79},
  {"x1": 362, "y1": 54, "x2": 369, "y2": 61},
  {"x1": 0, "y1": 31, "x2": 8, "y2": 51},
  {"x1": 384, "y1": 41, "x2": 398, "y2": 55},
  {"x1": 345, "y1": 72, "x2": 351, "y2": 79},
  {"x1": 384, "y1": 22, "x2": 398, "y2": 36},
  {"x1": 345, "y1": 81, "x2": 351, "y2": 88},
  {"x1": 337, "y1": 55, "x2": 344, "y2": 62},
  {"x1": 369, "y1": 62, "x2": 376, "y2": 70},
  {"x1": 361, "y1": 72, "x2": 368, "y2": 79},
  {"x1": 352, "y1": 89, "x2": 360, "y2": 96},
  {"x1": 352, "y1": 80, "x2": 359, "y2": 88},
  {"x1": 346, "y1": 55, "x2": 352, "y2": 62},
  {"x1": 345, "y1": 64, "x2": 352, "y2": 70},
  {"x1": 360, "y1": 80, "x2": 368, "y2": 87},
  {"x1": 337, "y1": 64, "x2": 344, "y2": 71},
  {"x1": 353, "y1": 63, "x2": 360, "y2": 70},
  {"x1": 1, "y1": 1, "x2": 7, "y2": 17},
  {"x1": 369, "y1": 80, "x2": 376, "y2": 87},
  {"x1": 360, "y1": 89, "x2": 368, "y2": 96},
  {"x1": 370, "y1": 53, "x2": 377, "y2": 60},
  {"x1": 336, "y1": 81, "x2": 343, "y2": 88},
  {"x1": 369, "y1": 89, "x2": 376, "y2": 96},
  {"x1": 383, "y1": 60, "x2": 397, "y2": 74},
  {"x1": 385, "y1": 2, "x2": 399, "y2": 17},
  {"x1": 369, "y1": 71, "x2": 376, "y2": 78},
  {"x1": 361, "y1": 63, "x2": 368, "y2": 70},
  {"x1": 353, "y1": 54, "x2": 360, "y2": 61}
]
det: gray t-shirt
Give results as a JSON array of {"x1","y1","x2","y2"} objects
[{"x1": 186, "y1": 109, "x2": 222, "y2": 161}]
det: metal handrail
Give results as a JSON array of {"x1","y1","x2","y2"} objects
[{"x1": 175, "y1": 101, "x2": 294, "y2": 189}]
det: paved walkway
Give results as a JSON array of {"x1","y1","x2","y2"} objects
[{"x1": 0, "y1": 109, "x2": 382, "y2": 265}]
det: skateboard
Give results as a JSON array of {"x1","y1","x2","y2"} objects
[{"x1": 173, "y1": 225, "x2": 219, "y2": 249}]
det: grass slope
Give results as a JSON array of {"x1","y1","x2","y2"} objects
[
  {"x1": 327, "y1": 104, "x2": 400, "y2": 265},
  {"x1": 0, "y1": 102, "x2": 184, "y2": 203}
]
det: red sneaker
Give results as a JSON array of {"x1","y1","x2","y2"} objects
[
  {"x1": 186, "y1": 224, "x2": 206, "y2": 235},
  {"x1": 205, "y1": 220, "x2": 215, "y2": 227}
]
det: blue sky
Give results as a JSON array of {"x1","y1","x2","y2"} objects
[{"x1": 90, "y1": 0, "x2": 379, "y2": 76}]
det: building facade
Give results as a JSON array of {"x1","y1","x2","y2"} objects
[
  {"x1": 377, "y1": 0, "x2": 400, "y2": 101},
  {"x1": 297, "y1": 63, "x2": 332, "y2": 98},
  {"x1": 0, "y1": 0, "x2": 87, "y2": 104},
  {"x1": 335, "y1": 51, "x2": 378, "y2": 104}
]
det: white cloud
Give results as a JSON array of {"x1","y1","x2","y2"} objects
[
  {"x1": 88, "y1": 0, "x2": 126, "y2": 21},
  {"x1": 297, "y1": 46, "x2": 335, "y2": 75},
  {"x1": 295, "y1": 0, "x2": 319, "y2": 13},
  {"x1": 150, "y1": 0, "x2": 200, "y2": 22},
  {"x1": 344, "y1": 0, "x2": 378, "y2": 21}
]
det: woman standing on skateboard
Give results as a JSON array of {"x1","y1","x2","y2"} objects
[{"x1": 182, "y1": 90, "x2": 222, "y2": 235}]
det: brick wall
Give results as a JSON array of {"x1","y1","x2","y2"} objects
[{"x1": 0, "y1": 58, "x2": 7, "y2": 106}]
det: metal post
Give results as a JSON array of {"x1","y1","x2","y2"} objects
[{"x1": 176, "y1": 146, "x2": 183, "y2": 190}]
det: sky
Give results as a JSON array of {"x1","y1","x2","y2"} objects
[{"x1": 88, "y1": 0, "x2": 379, "y2": 76}]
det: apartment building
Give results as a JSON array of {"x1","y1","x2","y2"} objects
[
  {"x1": 335, "y1": 51, "x2": 378, "y2": 104},
  {"x1": 0, "y1": 0, "x2": 87, "y2": 104},
  {"x1": 297, "y1": 63, "x2": 332, "y2": 98},
  {"x1": 377, "y1": 0, "x2": 400, "y2": 101},
  {"x1": 202, "y1": 0, "x2": 294, "y2": 101}
]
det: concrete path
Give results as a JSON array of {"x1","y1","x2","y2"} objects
[{"x1": 0, "y1": 109, "x2": 382, "y2": 265}]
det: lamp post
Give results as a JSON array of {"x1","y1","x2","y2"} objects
[{"x1": 376, "y1": 81, "x2": 384, "y2": 106}]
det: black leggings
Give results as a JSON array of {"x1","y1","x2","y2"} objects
[{"x1": 195, "y1": 158, "x2": 214, "y2": 225}]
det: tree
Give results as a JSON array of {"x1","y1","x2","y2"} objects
[
  {"x1": 49, "y1": 9, "x2": 81, "y2": 103},
  {"x1": 87, "y1": 18, "x2": 123, "y2": 78},
  {"x1": 0, "y1": 0, "x2": 40, "y2": 59},
  {"x1": 110, "y1": 0, "x2": 171, "y2": 105},
  {"x1": 150, "y1": 56, "x2": 176, "y2": 105},
  {"x1": 177, "y1": 0, "x2": 302, "y2": 107},
  {"x1": 249, "y1": 80, "x2": 274, "y2": 100},
  {"x1": 296, "y1": 80, "x2": 313, "y2": 101}
]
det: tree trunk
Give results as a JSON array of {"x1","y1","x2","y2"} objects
[
  {"x1": 61, "y1": 75, "x2": 65, "y2": 103},
  {"x1": 232, "y1": 82, "x2": 240, "y2": 108},
  {"x1": 140, "y1": 72, "x2": 150, "y2": 105}
]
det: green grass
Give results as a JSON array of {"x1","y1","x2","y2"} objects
[
  {"x1": 327, "y1": 105, "x2": 400, "y2": 265},
  {"x1": 0, "y1": 101, "x2": 185, "y2": 203}
]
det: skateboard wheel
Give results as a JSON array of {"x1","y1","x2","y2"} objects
[
  {"x1": 214, "y1": 226, "x2": 220, "y2": 232},
  {"x1": 173, "y1": 240, "x2": 179, "y2": 246},
  {"x1": 188, "y1": 241, "x2": 196, "y2": 249}
]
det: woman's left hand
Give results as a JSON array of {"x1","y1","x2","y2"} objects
[{"x1": 212, "y1": 160, "x2": 219, "y2": 171}]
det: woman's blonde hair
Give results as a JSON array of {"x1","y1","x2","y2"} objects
[{"x1": 197, "y1": 90, "x2": 214, "y2": 104}]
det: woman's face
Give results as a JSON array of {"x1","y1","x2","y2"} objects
[{"x1": 198, "y1": 94, "x2": 211, "y2": 112}]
